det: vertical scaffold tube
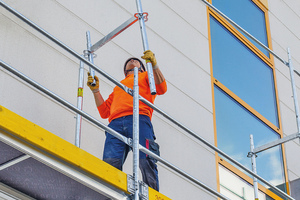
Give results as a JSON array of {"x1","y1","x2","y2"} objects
[
  {"x1": 133, "y1": 67, "x2": 140, "y2": 200},
  {"x1": 75, "y1": 60, "x2": 84, "y2": 147},
  {"x1": 86, "y1": 31, "x2": 96, "y2": 86},
  {"x1": 135, "y1": 0, "x2": 156, "y2": 95},
  {"x1": 250, "y1": 135, "x2": 259, "y2": 200},
  {"x1": 288, "y1": 48, "x2": 300, "y2": 137}
]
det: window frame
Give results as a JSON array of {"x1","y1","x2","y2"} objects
[
  {"x1": 219, "y1": 158, "x2": 284, "y2": 200},
  {"x1": 207, "y1": 0, "x2": 290, "y2": 198}
]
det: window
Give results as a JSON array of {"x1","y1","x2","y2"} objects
[
  {"x1": 219, "y1": 165, "x2": 277, "y2": 200},
  {"x1": 214, "y1": 86, "x2": 286, "y2": 190},
  {"x1": 212, "y1": 0, "x2": 269, "y2": 57},
  {"x1": 208, "y1": 0, "x2": 288, "y2": 199},
  {"x1": 210, "y1": 16, "x2": 278, "y2": 126}
]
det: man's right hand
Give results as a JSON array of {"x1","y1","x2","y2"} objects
[{"x1": 87, "y1": 72, "x2": 99, "y2": 92}]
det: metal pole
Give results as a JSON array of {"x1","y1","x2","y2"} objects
[
  {"x1": 139, "y1": 146, "x2": 231, "y2": 200},
  {"x1": 253, "y1": 132, "x2": 300, "y2": 154},
  {"x1": 75, "y1": 60, "x2": 84, "y2": 147},
  {"x1": 86, "y1": 31, "x2": 96, "y2": 86},
  {"x1": 288, "y1": 48, "x2": 300, "y2": 139},
  {"x1": 249, "y1": 135, "x2": 259, "y2": 200},
  {"x1": 0, "y1": 59, "x2": 289, "y2": 200},
  {"x1": 138, "y1": 95, "x2": 295, "y2": 200},
  {"x1": 0, "y1": 60, "x2": 231, "y2": 200},
  {"x1": 133, "y1": 67, "x2": 140, "y2": 200},
  {"x1": 90, "y1": 16, "x2": 138, "y2": 53},
  {"x1": 135, "y1": 0, "x2": 156, "y2": 95},
  {"x1": 0, "y1": 2, "x2": 294, "y2": 199},
  {"x1": 0, "y1": 59, "x2": 130, "y2": 148}
]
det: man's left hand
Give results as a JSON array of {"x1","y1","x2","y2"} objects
[{"x1": 141, "y1": 50, "x2": 157, "y2": 67}]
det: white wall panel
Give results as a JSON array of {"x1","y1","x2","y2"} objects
[{"x1": 0, "y1": 0, "x2": 217, "y2": 199}]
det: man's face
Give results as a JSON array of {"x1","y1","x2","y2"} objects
[
  {"x1": 124, "y1": 58, "x2": 144, "y2": 76},
  {"x1": 125, "y1": 59, "x2": 141, "y2": 71}
]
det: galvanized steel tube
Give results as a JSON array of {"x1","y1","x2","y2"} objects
[
  {"x1": 86, "y1": 31, "x2": 96, "y2": 86},
  {"x1": 139, "y1": 146, "x2": 231, "y2": 200},
  {"x1": 138, "y1": 95, "x2": 294, "y2": 200},
  {"x1": 250, "y1": 135, "x2": 259, "y2": 200},
  {"x1": 0, "y1": 59, "x2": 130, "y2": 148},
  {"x1": 133, "y1": 67, "x2": 140, "y2": 200},
  {"x1": 0, "y1": 58, "x2": 292, "y2": 200},
  {"x1": 288, "y1": 48, "x2": 300, "y2": 134},
  {"x1": 135, "y1": 0, "x2": 156, "y2": 95},
  {"x1": 75, "y1": 60, "x2": 85, "y2": 147},
  {"x1": 90, "y1": 16, "x2": 138, "y2": 53},
  {"x1": 0, "y1": 2, "x2": 294, "y2": 199}
]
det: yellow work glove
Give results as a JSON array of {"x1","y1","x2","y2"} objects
[
  {"x1": 141, "y1": 50, "x2": 157, "y2": 67},
  {"x1": 87, "y1": 72, "x2": 99, "y2": 93}
]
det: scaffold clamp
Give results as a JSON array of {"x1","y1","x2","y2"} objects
[
  {"x1": 139, "y1": 180, "x2": 149, "y2": 200},
  {"x1": 127, "y1": 175, "x2": 149, "y2": 200},
  {"x1": 83, "y1": 49, "x2": 97, "y2": 59},
  {"x1": 134, "y1": 12, "x2": 148, "y2": 22},
  {"x1": 247, "y1": 151, "x2": 257, "y2": 158}
]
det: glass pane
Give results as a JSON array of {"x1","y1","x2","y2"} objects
[
  {"x1": 214, "y1": 86, "x2": 286, "y2": 192},
  {"x1": 219, "y1": 165, "x2": 272, "y2": 200},
  {"x1": 210, "y1": 16, "x2": 279, "y2": 127},
  {"x1": 212, "y1": 0, "x2": 269, "y2": 56}
]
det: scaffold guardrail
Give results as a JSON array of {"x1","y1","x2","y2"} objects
[{"x1": 0, "y1": 0, "x2": 297, "y2": 200}]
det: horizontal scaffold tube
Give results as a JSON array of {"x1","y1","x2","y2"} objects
[
  {"x1": 0, "y1": 59, "x2": 228, "y2": 200},
  {"x1": 139, "y1": 146, "x2": 230, "y2": 200},
  {"x1": 0, "y1": 1, "x2": 293, "y2": 200},
  {"x1": 0, "y1": 60, "x2": 129, "y2": 147}
]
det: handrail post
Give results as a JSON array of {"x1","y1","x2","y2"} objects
[
  {"x1": 75, "y1": 60, "x2": 84, "y2": 147},
  {"x1": 133, "y1": 67, "x2": 140, "y2": 200},
  {"x1": 287, "y1": 48, "x2": 300, "y2": 143},
  {"x1": 86, "y1": 31, "x2": 96, "y2": 86},
  {"x1": 135, "y1": 0, "x2": 156, "y2": 95},
  {"x1": 248, "y1": 135, "x2": 259, "y2": 200}
]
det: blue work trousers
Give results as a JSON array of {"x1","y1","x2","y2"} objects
[{"x1": 103, "y1": 115, "x2": 159, "y2": 191}]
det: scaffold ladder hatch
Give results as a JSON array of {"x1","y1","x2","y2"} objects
[{"x1": 0, "y1": 0, "x2": 298, "y2": 200}]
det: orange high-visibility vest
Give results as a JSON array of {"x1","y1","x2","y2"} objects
[{"x1": 98, "y1": 72, "x2": 167, "y2": 122}]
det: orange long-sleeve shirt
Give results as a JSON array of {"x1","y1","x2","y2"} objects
[{"x1": 98, "y1": 72, "x2": 167, "y2": 122}]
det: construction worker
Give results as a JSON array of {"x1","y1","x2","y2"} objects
[{"x1": 87, "y1": 50, "x2": 167, "y2": 191}]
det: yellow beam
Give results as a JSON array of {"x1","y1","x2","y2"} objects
[
  {"x1": 149, "y1": 187, "x2": 172, "y2": 200},
  {"x1": 0, "y1": 105, "x2": 172, "y2": 199},
  {"x1": 0, "y1": 105, "x2": 128, "y2": 192},
  {"x1": 0, "y1": 106, "x2": 172, "y2": 199}
]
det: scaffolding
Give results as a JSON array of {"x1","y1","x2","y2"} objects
[{"x1": 0, "y1": 0, "x2": 298, "y2": 200}]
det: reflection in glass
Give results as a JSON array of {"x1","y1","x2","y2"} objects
[
  {"x1": 214, "y1": 86, "x2": 286, "y2": 192},
  {"x1": 212, "y1": 0, "x2": 269, "y2": 56},
  {"x1": 210, "y1": 16, "x2": 278, "y2": 127}
]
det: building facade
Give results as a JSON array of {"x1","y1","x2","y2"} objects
[{"x1": 0, "y1": 0, "x2": 299, "y2": 199}]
